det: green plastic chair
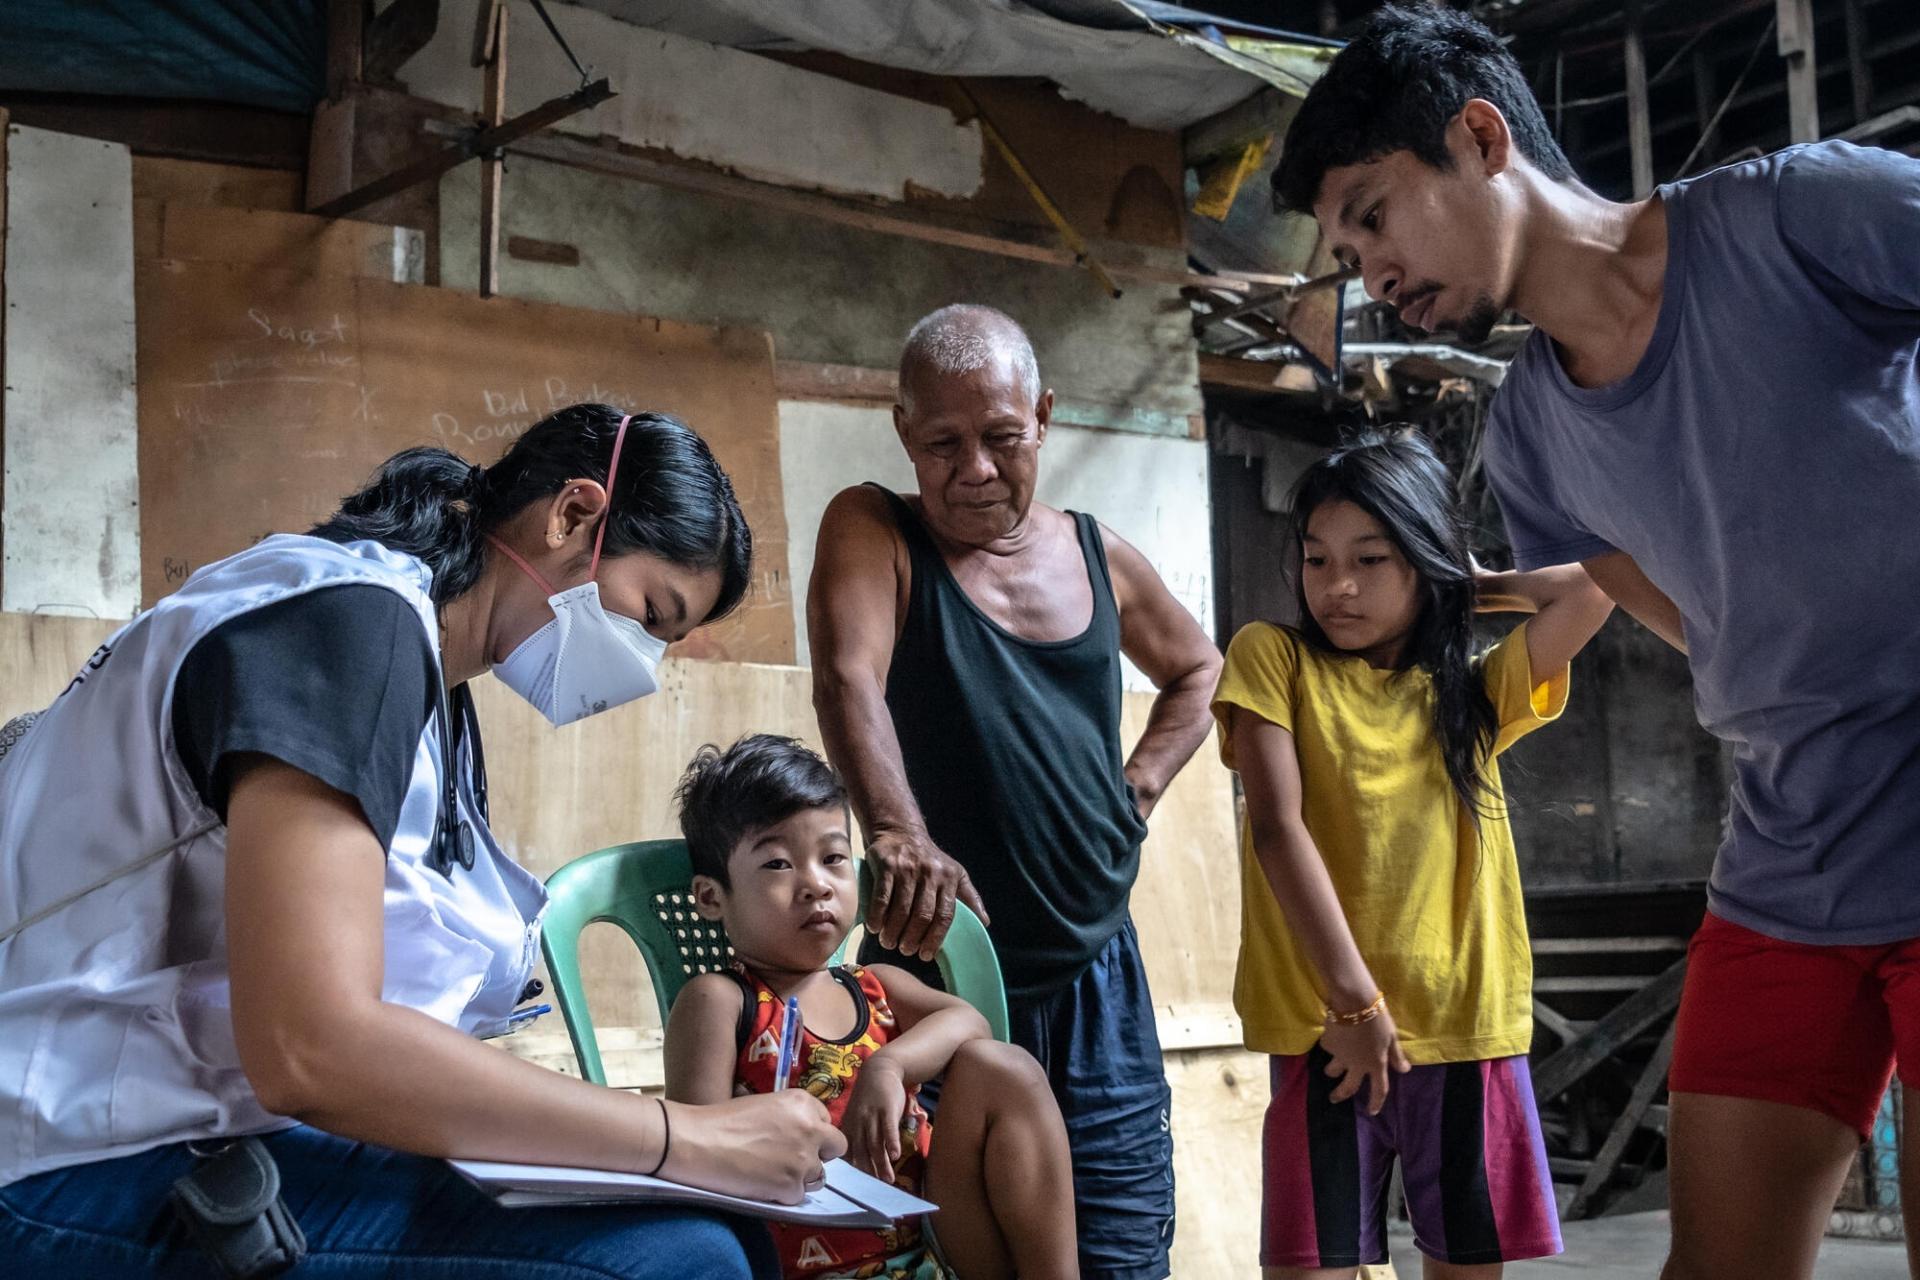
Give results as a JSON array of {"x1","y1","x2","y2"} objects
[{"x1": 540, "y1": 838, "x2": 1010, "y2": 1086}]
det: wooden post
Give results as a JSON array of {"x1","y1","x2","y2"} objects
[
  {"x1": 476, "y1": 0, "x2": 508, "y2": 298},
  {"x1": 1625, "y1": 0, "x2": 1653, "y2": 200},
  {"x1": 1844, "y1": 0, "x2": 1873, "y2": 127},
  {"x1": 1690, "y1": 48, "x2": 1719, "y2": 171},
  {"x1": 1777, "y1": 0, "x2": 1820, "y2": 143},
  {"x1": 307, "y1": 0, "x2": 366, "y2": 212},
  {"x1": 325, "y1": 0, "x2": 365, "y2": 101}
]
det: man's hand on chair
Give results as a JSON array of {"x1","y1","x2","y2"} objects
[{"x1": 864, "y1": 827, "x2": 989, "y2": 961}]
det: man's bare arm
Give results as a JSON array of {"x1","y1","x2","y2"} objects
[
  {"x1": 1103, "y1": 525, "x2": 1224, "y2": 818},
  {"x1": 807, "y1": 486, "x2": 986, "y2": 959},
  {"x1": 1582, "y1": 550, "x2": 1687, "y2": 653}
]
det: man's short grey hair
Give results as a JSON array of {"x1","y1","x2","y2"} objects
[{"x1": 897, "y1": 304, "x2": 1042, "y2": 415}]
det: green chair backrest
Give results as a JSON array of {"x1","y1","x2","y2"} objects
[{"x1": 540, "y1": 838, "x2": 1010, "y2": 1086}]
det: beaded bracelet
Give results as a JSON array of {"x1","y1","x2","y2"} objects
[{"x1": 1325, "y1": 992, "x2": 1387, "y2": 1027}]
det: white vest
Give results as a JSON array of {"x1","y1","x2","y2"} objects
[{"x1": 0, "y1": 535, "x2": 547, "y2": 1185}]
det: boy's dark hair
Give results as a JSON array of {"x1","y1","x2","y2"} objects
[
  {"x1": 675, "y1": 734, "x2": 847, "y2": 887},
  {"x1": 1272, "y1": 4, "x2": 1575, "y2": 215}
]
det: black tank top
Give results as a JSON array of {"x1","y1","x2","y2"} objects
[{"x1": 860, "y1": 485, "x2": 1149, "y2": 1000}]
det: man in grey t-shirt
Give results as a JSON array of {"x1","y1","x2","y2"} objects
[{"x1": 1273, "y1": 8, "x2": 1920, "y2": 1280}]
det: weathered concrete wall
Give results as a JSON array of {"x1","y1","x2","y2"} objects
[
  {"x1": 407, "y1": 0, "x2": 985, "y2": 203},
  {"x1": 438, "y1": 155, "x2": 1203, "y2": 434}
]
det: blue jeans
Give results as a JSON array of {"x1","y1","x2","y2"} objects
[{"x1": 0, "y1": 1125, "x2": 780, "y2": 1278}]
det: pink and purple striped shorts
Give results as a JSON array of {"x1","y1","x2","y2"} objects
[{"x1": 1261, "y1": 1048, "x2": 1563, "y2": 1268}]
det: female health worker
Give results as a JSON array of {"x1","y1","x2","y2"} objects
[{"x1": 0, "y1": 403, "x2": 844, "y2": 1278}]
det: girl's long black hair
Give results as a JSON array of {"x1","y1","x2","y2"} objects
[
  {"x1": 309, "y1": 404, "x2": 753, "y2": 615},
  {"x1": 1287, "y1": 428, "x2": 1499, "y2": 824}
]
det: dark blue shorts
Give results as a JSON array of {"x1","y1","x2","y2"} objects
[{"x1": 865, "y1": 917, "x2": 1175, "y2": 1280}]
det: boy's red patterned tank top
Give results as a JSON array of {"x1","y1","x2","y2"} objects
[{"x1": 731, "y1": 963, "x2": 933, "y2": 1275}]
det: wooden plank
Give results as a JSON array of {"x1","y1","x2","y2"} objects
[
  {"x1": 507, "y1": 234, "x2": 580, "y2": 267},
  {"x1": 1533, "y1": 935, "x2": 1689, "y2": 953},
  {"x1": 133, "y1": 263, "x2": 794, "y2": 662},
  {"x1": 1844, "y1": 0, "x2": 1874, "y2": 127},
  {"x1": 1164, "y1": 1048, "x2": 1271, "y2": 1280},
  {"x1": 1199, "y1": 353, "x2": 1321, "y2": 395},
  {"x1": 1625, "y1": 1, "x2": 1654, "y2": 200},
  {"x1": 1535, "y1": 975, "x2": 1668, "y2": 994},
  {"x1": 137, "y1": 203, "x2": 424, "y2": 283},
  {"x1": 1565, "y1": 1019, "x2": 1678, "y2": 1219},
  {"x1": 774, "y1": 360, "x2": 898, "y2": 404},
  {"x1": 326, "y1": 0, "x2": 365, "y2": 101},
  {"x1": 131, "y1": 157, "x2": 302, "y2": 212},
  {"x1": 1777, "y1": 0, "x2": 1821, "y2": 143},
  {"x1": 478, "y1": 2, "x2": 507, "y2": 299},
  {"x1": 313, "y1": 80, "x2": 613, "y2": 221},
  {"x1": 1532, "y1": 957, "x2": 1687, "y2": 1102},
  {"x1": 1532, "y1": 999, "x2": 1586, "y2": 1046},
  {"x1": 1691, "y1": 48, "x2": 1720, "y2": 166},
  {"x1": 1155, "y1": 1003, "x2": 1244, "y2": 1052},
  {"x1": 460, "y1": 124, "x2": 1305, "y2": 296},
  {"x1": 0, "y1": 612, "x2": 120, "y2": 720}
]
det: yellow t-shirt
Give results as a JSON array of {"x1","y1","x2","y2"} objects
[{"x1": 1211, "y1": 621, "x2": 1568, "y2": 1064}]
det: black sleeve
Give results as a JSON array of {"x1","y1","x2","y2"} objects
[{"x1": 171, "y1": 584, "x2": 438, "y2": 848}]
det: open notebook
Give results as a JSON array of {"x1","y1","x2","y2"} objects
[{"x1": 450, "y1": 1156, "x2": 937, "y2": 1229}]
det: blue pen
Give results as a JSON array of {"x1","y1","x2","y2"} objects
[
  {"x1": 508, "y1": 1003, "x2": 552, "y2": 1024},
  {"x1": 773, "y1": 995, "x2": 801, "y2": 1091}
]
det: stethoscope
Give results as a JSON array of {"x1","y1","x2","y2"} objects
[{"x1": 428, "y1": 681, "x2": 489, "y2": 879}]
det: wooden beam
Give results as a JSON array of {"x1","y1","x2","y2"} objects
[
  {"x1": 774, "y1": 360, "x2": 898, "y2": 404},
  {"x1": 1844, "y1": 0, "x2": 1874, "y2": 127},
  {"x1": 1625, "y1": 0, "x2": 1654, "y2": 199},
  {"x1": 1691, "y1": 47, "x2": 1720, "y2": 167},
  {"x1": 507, "y1": 234, "x2": 580, "y2": 266},
  {"x1": 1199, "y1": 353, "x2": 1321, "y2": 395},
  {"x1": 1565, "y1": 1020, "x2": 1678, "y2": 1219},
  {"x1": 325, "y1": 0, "x2": 366, "y2": 102},
  {"x1": 1777, "y1": 0, "x2": 1820, "y2": 143},
  {"x1": 1532, "y1": 956, "x2": 1687, "y2": 1102},
  {"x1": 950, "y1": 82, "x2": 1121, "y2": 299},
  {"x1": 312, "y1": 79, "x2": 612, "y2": 220},
  {"x1": 364, "y1": 0, "x2": 441, "y2": 86},
  {"x1": 478, "y1": 1, "x2": 507, "y2": 299},
  {"x1": 439, "y1": 122, "x2": 1305, "y2": 296}
]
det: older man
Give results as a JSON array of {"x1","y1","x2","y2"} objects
[{"x1": 807, "y1": 305, "x2": 1221, "y2": 1280}]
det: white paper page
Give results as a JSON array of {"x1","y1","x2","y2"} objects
[
  {"x1": 824, "y1": 1160, "x2": 938, "y2": 1219},
  {"x1": 449, "y1": 1157, "x2": 929, "y2": 1225}
]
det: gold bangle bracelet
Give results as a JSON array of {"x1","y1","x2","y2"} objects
[{"x1": 1325, "y1": 992, "x2": 1387, "y2": 1026}]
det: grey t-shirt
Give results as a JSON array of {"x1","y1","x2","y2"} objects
[{"x1": 1485, "y1": 140, "x2": 1920, "y2": 945}]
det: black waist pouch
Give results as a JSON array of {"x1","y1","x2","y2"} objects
[{"x1": 169, "y1": 1137, "x2": 308, "y2": 1278}]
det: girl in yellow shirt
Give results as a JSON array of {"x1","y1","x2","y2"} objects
[{"x1": 1211, "y1": 430, "x2": 1612, "y2": 1278}]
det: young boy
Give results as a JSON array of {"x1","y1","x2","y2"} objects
[
  {"x1": 665, "y1": 734, "x2": 1081, "y2": 1280},
  {"x1": 1273, "y1": 8, "x2": 1920, "y2": 1280}
]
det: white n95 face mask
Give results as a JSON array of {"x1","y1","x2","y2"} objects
[{"x1": 485, "y1": 414, "x2": 669, "y2": 726}]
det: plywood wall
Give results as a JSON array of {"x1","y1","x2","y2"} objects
[{"x1": 133, "y1": 212, "x2": 793, "y2": 662}]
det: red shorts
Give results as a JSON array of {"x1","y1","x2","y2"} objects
[{"x1": 1670, "y1": 911, "x2": 1920, "y2": 1137}]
